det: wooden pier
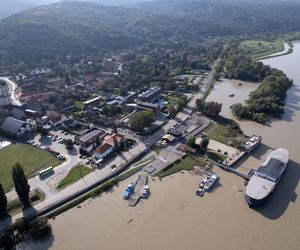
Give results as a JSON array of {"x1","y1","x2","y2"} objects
[{"x1": 129, "y1": 173, "x2": 148, "y2": 207}]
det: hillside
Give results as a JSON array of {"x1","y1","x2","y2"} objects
[
  {"x1": 1, "y1": 0, "x2": 300, "y2": 66},
  {"x1": 0, "y1": 1, "x2": 219, "y2": 66},
  {"x1": 135, "y1": 0, "x2": 300, "y2": 34}
]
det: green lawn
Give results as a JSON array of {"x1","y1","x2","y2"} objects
[
  {"x1": 240, "y1": 39, "x2": 284, "y2": 59},
  {"x1": 0, "y1": 144, "x2": 61, "y2": 192},
  {"x1": 155, "y1": 156, "x2": 207, "y2": 178},
  {"x1": 205, "y1": 119, "x2": 246, "y2": 148},
  {"x1": 75, "y1": 101, "x2": 84, "y2": 110},
  {"x1": 58, "y1": 165, "x2": 93, "y2": 190},
  {"x1": 207, "y1": 151, "x2": 227, "y2": 162}
]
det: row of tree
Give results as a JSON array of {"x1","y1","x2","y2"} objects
[{"x1": 0, "y1": 163, "x2": 30, "y2": 218}]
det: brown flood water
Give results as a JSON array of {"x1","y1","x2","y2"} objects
[{"x1": 18, "y1": 42, "x2": 300, "y2": 250}]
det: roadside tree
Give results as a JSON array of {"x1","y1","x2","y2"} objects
[
  {"x1": 0, "y1": 183, "x2": 7, "y2": 218},
  {"x1": 64, "y1": 139, "x2": 74, "y2": 150},
  {"x1": 12, "y1": 163, "x2": 30, "y2": 207}
]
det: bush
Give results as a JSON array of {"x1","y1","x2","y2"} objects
[
  {"x1": 30, "y1": 217, "x2": 52, "y2": 240},
  {"x1": 175, "y1": 159, "x2": 181, "y2": 164},
  {"x1": 14, "y1": 217, "x2": 31, "y2": 234},
  {"x1": 0, "y1": 232, "x2": 15, "y2": 250}
]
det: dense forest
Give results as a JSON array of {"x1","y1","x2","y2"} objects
[
  {"x1": 1, "y1": 1, "x2": 300, "y2": 66},
  {"x1": 135, "y1": 0, "x2": 300, "y2": 34},
  {"x1": 216, "y1": 43, "x2": 271, "y2": 81}
]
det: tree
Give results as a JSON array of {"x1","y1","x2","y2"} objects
[
  {"x1": 167, "y1": 104, "x2": 177, "y2": 118},
  {"x1": 200, "y1": 137, "x2": 209, "y2": 152},
  {"x1": 187, "y1": 136, "x2": 196, "y2": 148},
  {"x1": 0, "y1": 232, "x2": 15, "y2": 250},
  {"x1": 64, "y1": 139, "x2": 74, "y2": 150},
  {"x1": 196, "y1": 98, "x2": 204, "y2": 111},
  {"x1": 12, "y1": 163, "x2": 30, "y2": 207},
  {"x1": 203, "y1": 102, "x2": 222, "y2": 118},
  {"x1": 129, "y1": 110, "x2": 155, "y2": 132},
  {"x1": 30, "y1": 217, "x2": 52, "y2": 239},
  {"x1": 0, "y1": 183, "x2": 7, "y2": 218},
  {"x1": 14, "y1": 217, "x2": 31, "y2": 235}
]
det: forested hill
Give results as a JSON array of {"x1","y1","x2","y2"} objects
[
  {"x1": 0, "y1": 1, "x2": 221, "y2": 66},
  {"x1": 1, "y1": 0, "x2": 300, "y2": 66},
  {"x1": 134, "y1": 0, "x2": 300, "y2": 34}
]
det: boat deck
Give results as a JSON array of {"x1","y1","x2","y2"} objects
[{"x1": 129, "y1": 173, "x2": 148, "y2": 207}]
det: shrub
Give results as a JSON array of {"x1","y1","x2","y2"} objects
[
  {"x1": 0, "y1": 232, "x2": 15, "y2": 249},
  {"x1": 14, "y1": 217, "x2": 31, "y2": 234},
  {"x1": 30, "y1": 217, "x2": 52, "y2": 240}
]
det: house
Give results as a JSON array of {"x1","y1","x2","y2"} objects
[
  {"x1": 136, "y1": 102, "x2": 160, "y2": 114},
  {"x1": 47, "y1": 111, "x2": 62, "y2": 127},
  {"x1": 104, "y1": 133, "x2": 124, "y2": 149},
  {"x1": 83, "y1": 97, "x2": 103, "y2": 109},
  {"x1": 76, "y1": 129, "x2": 106, "y2": 153},
  {"x1": 95, "y1": 143, "x2": 113, "y2": 159},
  {"x1": 0, "y1": 116, "x2": 34, "y2": 138},
  {"x1": 178, "y1": 144, "x2": 196, "y2": 153},
  {"x1": 161, "y1": 134, "x2": 176, "y2": 143},
  {"x1": 139, "y1": 86, "x2": 162, "y2": 102},
  {"x1": 62, "y1": 117, "x2": 78, "y2": 129}
]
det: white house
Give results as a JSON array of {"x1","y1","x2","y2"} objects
[{"x1": 95, "y1": 143, "x2": 113, "y2": 159}]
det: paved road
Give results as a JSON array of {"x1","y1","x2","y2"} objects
[{"x1": 0, "y1": 77, "x2": 21, "y2": 106}]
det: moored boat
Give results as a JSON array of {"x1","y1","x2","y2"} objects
[{"x1": 245, "y1": 148, "x2": 289, "y2": 207}]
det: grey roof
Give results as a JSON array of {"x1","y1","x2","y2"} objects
[
  {"x1": 138, "y1": 102, "x2": 159, "y2": 109},
  {"x1": 256, "y1": 158, "x2": 285, "y2": 182},
  {"x1": 139, "y1": 86, "x2": 161, "y2": 99},
  {"x1": 79, "y1": 129, "x2": 105, "y2": 143},
  {"x1": 1, "y1": 117, "x2": 25, "y2": 134}
]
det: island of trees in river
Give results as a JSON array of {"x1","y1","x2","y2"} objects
[{"x1": 217, "y1": 43, "x2": 293, "y2": 124}]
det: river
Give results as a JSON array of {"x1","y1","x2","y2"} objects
[
  {"x1": 18, "y1": 43, "x2": 300, "y2": 250},
  {"x1": 207, "y1": 41, "x2": 300, "y2": 159}
]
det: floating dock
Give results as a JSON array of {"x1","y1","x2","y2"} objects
[{"x1": 129, "y1": 173, "x2": 148, "y2": 207}]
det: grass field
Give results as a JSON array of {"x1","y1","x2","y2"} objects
[
  {"x1": 58, "y1": 165, "x2": 93, "y2": 190},
  {"x1": 205, "y1": 120, "x2": 246, "y2": 148},
  {"x1": 240, "y1": 39, "x2": 284, "y2": 59},
  {"x1": 0, "y1": 144, "x2": 61, "y2": 192},
  {"x1": 207, "y1": 151, "x2": 227, "y2": 162},
  {"x1": 155, "y1": 155, "x2": 207, "y2": 178}
]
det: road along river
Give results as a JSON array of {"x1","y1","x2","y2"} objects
[{"x1": 18, "y1": 42, "x2": 300, "y2": 250}]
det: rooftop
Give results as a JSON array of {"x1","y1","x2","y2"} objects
[
  {"x1": 79, "y1": 129, "x2": 106, "y2": 143},
  {"x1": 1, "y1": 117, "x2": 26, "y2": 134},
  {"x1": 95, "y1": 143, "x2": 112, "y2": 154}
]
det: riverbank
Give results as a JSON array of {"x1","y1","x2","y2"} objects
[
  {"x1": 257, "y1": 42, "x2": 293, "y2": 60},
  {"x1": 18, "y1": 153, "x2": 300, "y2": 250}
]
